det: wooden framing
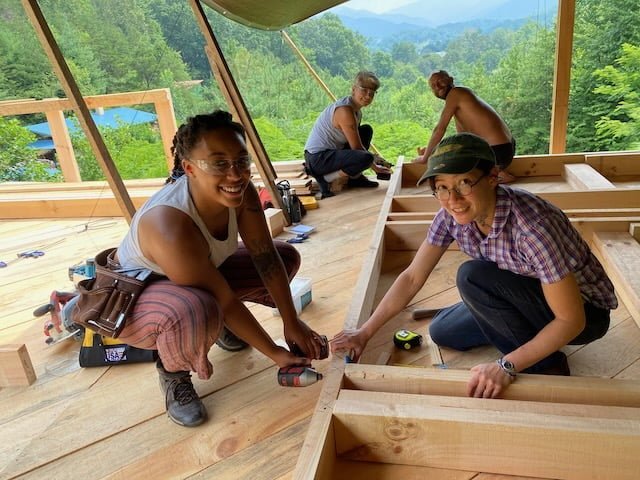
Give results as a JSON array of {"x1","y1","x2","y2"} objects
[
  {"x1": 0, "y1": 88, "x2": 179, "y2": 178},
  {"x1": 21, "y1": 0, "x2": 136, "y2": 222},
  {"x1": 295, "y1": 161, "x2": 640, "y2": 479},
  {"x1": 549, "y1": 0, "x2": 576, "y2": 153}
]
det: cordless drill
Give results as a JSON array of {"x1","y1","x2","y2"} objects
[{"x1": 278, "y1": 335, "x2": 328, "y2": 387}]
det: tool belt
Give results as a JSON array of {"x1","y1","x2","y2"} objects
[{"x1": 72, "y1": 247, "x2": 157, "y2": 338}]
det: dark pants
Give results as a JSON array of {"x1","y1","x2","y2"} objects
[
  {"x1": 429, "y1": 260, "x2": 610, "y2": 373},
  {"x1": 304, "y1": 124, "x2": 374, "y2": 178},
  {"x1": 491, "y1": 138, "x2": 516, "y2": 169}
]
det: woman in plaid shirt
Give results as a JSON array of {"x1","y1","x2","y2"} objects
[{"x1": 331, "y1": 133, "x2": 616, "y2": 398}]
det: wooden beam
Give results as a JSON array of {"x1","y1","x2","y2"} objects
[
  {"x1": 563, "y1": 163, "x2": 615, "y2": 190},
  {"x1": 189, "y1": 0, "x2": 288, "y2": 223},
  {"x1": 549, "y1": 0, "x2": 575, "y2": 154},
  {"x1": 333, "y1": 389, "x2": 640, "y2": 479},
  {"x1": 344, "y1": 159, "x2": 405, "y2": 331},
  {"x1": 0, "y1": 344, "x2": 36, "y2": 387},
  {"x1": 342, "y1": 364, "x2": 640, "y2": 407},
  {"x1": 45, "y1": 110, "x2": 80, "y2": 182},
  {"x1": 392, "y1": 189, "x2": 640, "y2": 213},
  {"x1": 293, "y1": 360, "x2": 343, "y2": 479},
  {"x1": 152, "y1": 89, "x2": 178, "y2": 171},
  {"x1": 591, "y1": 232, "x2": 640, "y2": 328},
  {"x1": 585, "y1": 151, "x2": 640, "y2": 177},
  {"x1": 21, "y1": 0, "x2": 135, "y2": 223},
  {"x1": 0, "y1": 89, "x2": 174, "y2": 116}
]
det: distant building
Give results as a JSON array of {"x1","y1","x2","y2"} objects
[{"x1": 25, "y1": 106, "x2": 157, "y2": 151}]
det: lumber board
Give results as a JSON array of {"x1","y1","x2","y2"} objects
[
  {"x1": 382, "y1": 218, "x2": 639, "y2": 252},
  {"x1": 562, "y1": 163, "x2": 615, "y2": 190},
  {"x1": 0, "y1": 344, "x2": 36, "y2": 386},
  {"x1": 329, "y1": 459, "x2": 476, "y2": 480},
  {"x1": 391, "y1": 188, "x2": 640, "y2": 213},
  {"x1": 591, "y1": 231, "x2": 640, "y2": 328},
  {"x1": 586, "y1": 151, "x2": 640, "y2": 177},
  {"x1": 332, "y1": 390, "x2": 640, "y2": 479},
  {"x1": 342, "y1": 364, "x2": 640, "y2": 407}
]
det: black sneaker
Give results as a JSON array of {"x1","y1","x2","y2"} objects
[
  {"x1": 347, "y1": 175, "x2": 379, "y2": 189},
  {"x1": 215, "y1": 326, "x2": 249, "y2": 352},
  {"x1": 156, "y1": 360, "x2": 207, "y2": 427}
]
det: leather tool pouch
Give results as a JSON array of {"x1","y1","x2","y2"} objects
[{"x1": 73, "y1": 248, "x2": 152, "y2": 338}]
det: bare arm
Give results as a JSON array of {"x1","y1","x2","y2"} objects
[
  {"x1": 334, "y1": 106, "x2": 367, "y2": 150},
  {"x1": 416, "y1": 94, "x2": 459, "y2": 164},
  {"x1": 237, "y1": 184, "x2": 323, "y2": 358},
  {"x1": 137, "y1": 204, "x2": 308, "y2": 367},
  {"x1": 468, "y1": 274, "x2": 585, "y2": 398},
  {"x1": 330, "y1": 241, "x2": 448, "y2": 361}
]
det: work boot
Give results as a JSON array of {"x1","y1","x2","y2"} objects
[
  {"x1": 347, "y1": 174, "x2": 379, "y2": 189},
  {"x1": 156, "y1": 359, "x2": 207, "y2": 427},
  {"x1": 215, "y1": 326, "x2": 249, "y2": 352}
]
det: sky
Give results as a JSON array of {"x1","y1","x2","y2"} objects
[{"x1": 343, "y1": 0, "x2": 415, "y2": 14}]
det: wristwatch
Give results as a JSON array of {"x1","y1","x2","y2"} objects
[{"x1": 496, "y1": 357, "x2": 517, "y2": 377}]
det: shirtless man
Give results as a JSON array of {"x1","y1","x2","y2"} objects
[{"x1": 416, "y1": 70, "x2": 516, "y2": 183}]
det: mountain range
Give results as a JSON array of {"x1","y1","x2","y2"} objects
[{"x1": 331, "y1": 0, "x2": 557, "y2": 51}]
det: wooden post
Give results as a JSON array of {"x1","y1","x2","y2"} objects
[
  {"x1": 549, "y1": 0, "x2": 576, "y2": 154},
  {"x1": 188, "y1": 0, "x2": 289, "y2": 223},
  {"x1": 153, "y1": 89, "x2": 178, "y2": 172},
  {"x1": 45, "y1": 109, "x2": 81, "y2": 182},
  {"x1": 21, "y1": 0, "x2": 136, "y2": 223}
]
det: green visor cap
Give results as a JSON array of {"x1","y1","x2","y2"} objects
[{"x1": 417, "y1": 133, "x2": 496, "y2": 186}]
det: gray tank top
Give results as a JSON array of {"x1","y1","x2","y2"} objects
[
  {"x1": 304, "y1": 96, "x2": 362, "y2": 154},
  {"x1": 117, "y1": 175, "x2": 238, "y2": 274}
]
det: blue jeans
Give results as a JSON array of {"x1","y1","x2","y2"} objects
[{"x1": 429, "y1": 260, "x2": 610, "y2": 373}]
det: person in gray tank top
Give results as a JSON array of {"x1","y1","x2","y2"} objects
[
  {"x1": 304, "y1": 71, "x2": 392, "y2": 198},
  {"x1": 113, "y1": 111, "x2": 327, "y2": 427}
]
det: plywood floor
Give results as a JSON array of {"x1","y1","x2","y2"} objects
[{"x1": 1, "y1": 176, "x2": 639, "y2": 480}]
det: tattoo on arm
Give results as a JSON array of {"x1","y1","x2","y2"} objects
[{"x1": 250, "y1": 242, "x2": 280, "y2": 282}]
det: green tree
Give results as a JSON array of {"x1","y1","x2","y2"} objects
[
  {"x1": 568, "y1": 0, "x2": 640, "y2": 151},
  {"x1": 0, "y1": 117, "x2": 58, "y2": 181},
  {"x1": 593, "y1": 43, "x2": 640, "y2": 150},
  {"x1": 290, "y1": 14, "x2": 370, "y2": 78},
  {"x1": 72, "y1": 122, "x2": 165, "y2": 181}
]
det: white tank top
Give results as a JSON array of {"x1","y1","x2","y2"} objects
[{"x1": 117, "y1": 175, "x2": 238, "y2": 274}]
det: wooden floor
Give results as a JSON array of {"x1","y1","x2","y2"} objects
[{"x1": 1, "y1": 174, "x2": 639, "y2": 480}]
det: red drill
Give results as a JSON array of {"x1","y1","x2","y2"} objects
[{"x1": 277, "y1": 366, "x2": 323, "y2": 387}]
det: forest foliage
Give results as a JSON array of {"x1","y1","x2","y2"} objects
[{"x1": 0, "y1": 0, "x2": 638, "y2": 181}]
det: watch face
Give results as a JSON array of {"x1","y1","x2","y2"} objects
[{"x1": 503, "y1": 359, "x2": 515, "y2": 370}]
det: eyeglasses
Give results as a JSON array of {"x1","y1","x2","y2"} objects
[
  {"x1": 189, "y1": 155, "x2": 252, "y2": 176},
  {"x1": 355, "y1": 85, "x2": 377, "y2": 97},
  {"x1": 432, "y1": 174, "x2": 486, "y2": 200}
]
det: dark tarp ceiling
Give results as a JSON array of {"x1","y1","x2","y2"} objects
[{"x1": 201, "y1": 0, "x2": 347, "y2": 30}]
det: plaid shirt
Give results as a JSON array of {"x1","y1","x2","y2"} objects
[{"x1": 428, "y1": 186, "x2": 618, "y2": 310}]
